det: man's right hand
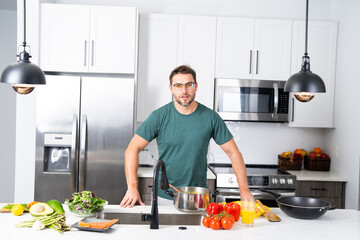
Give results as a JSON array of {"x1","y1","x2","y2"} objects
[{"x1": 120, "y1": 188, "x2": 145, "y2": 208}]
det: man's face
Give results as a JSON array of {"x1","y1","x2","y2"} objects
[{"x1": 169, "y1": 73, "x2": 197, "y2": 107}]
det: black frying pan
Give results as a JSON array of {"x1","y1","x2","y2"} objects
[{"x1": 260, "y1": 189, "x2": 336, "y2": 219}]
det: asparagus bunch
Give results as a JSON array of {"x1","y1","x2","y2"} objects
[{"x1": 15, "y1": 212, "x2": 71, "y2": 234}]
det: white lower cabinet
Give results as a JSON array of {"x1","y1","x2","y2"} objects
[
  {"x1": 289, "y1": 21, "x2": 338, "y2": 128},
  {"x1": 137, "y1": 14, "x2": 216, "y2": 122}
]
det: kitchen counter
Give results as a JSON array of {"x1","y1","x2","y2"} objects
[
  {"x1": 288, "y1": 169, "x2": 348, "y2": 182},
  {"x1": 138, "y1": 167, "x2": 216, "y2": 179},
  {"x1": 1, "y1": 204, "x2": 359, "y2": 240}
]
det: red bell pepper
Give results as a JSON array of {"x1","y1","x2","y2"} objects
[
  {"x1": 206, "y1": 203, "x2": 223, "y2": 215},
  {"x1": 224, "y1": 202, "x2": 241, "y2": 221}
]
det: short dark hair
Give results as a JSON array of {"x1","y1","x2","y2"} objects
[{"x1": 169, "y1": 65, "x2": 196, "y2": 84}]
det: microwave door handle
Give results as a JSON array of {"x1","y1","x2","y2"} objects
[
  {"x1": 273, "y1": 83, "x2": 278, "y2": 119},
  {"x1": 79, "y1": 114, "x2": 87, "y2": 192},
  {"x1": 71, "y1": 114, "x2": 78, "y2": 193}
]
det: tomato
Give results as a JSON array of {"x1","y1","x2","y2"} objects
[
  {"x1": 206, "y1": 203, "x2": 223, "y2": 215},
  {"x1": 202, "y1": 216, "x2": 212, "y2": 228},
  {"x1": 221, "y1": 216, "x2": 234, "y2": 230},
  {"x1": 224, "y1": 202, "x2": 241, "y2": 221},
  {"x1": 210, "y1": 219, "x2": 221, "y2": 230}
]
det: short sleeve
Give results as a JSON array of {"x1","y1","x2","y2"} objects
[
  {"x1": 212, "y1": 114, "x2": 233, "y2": 145},
  {"x1": 135, "y1": 111, "x2": 159, "y2": 142}
]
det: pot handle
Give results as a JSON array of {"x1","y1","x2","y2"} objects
[
  {"x1": 260, "y1": 188, "x2": 281, "y2": 199},
  {"x1": 324, "y1": 205, "x2": 337, "y2": 211},
  {"x1": 210, "y1": 190, "x2": 219, "y2": 198},
  {"x1": 165, "y1": 190, "x2": 174, "y2": 198}
]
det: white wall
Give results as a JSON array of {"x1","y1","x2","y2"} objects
[
  {"x1": 14, "y1": 0, "x2": 359, "y2": 209},
  {"x1": 324, "y1": 0, "x2": 360, "y2": 210},
  {"x1": 12, "y1": 0, "x2": 39, "y2": 203},
  {"x1": 0, "y1": 9, "x2": 17, "y2": 203}
]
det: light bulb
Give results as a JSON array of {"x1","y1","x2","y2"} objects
[
  {"x1": 12, "y1": 84, "x2": 35, "y2": 94},
  {"x1": 294, "y1": 92, "x2": 315, "y2": 102}
]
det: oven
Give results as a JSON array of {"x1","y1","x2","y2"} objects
[{"x1": 209, "y1": 164, "x2": 296, "y2": 207}]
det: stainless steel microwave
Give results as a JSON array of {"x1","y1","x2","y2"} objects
[{"x1": 214, "y1": 79, "x2": 289, "y2": 122}]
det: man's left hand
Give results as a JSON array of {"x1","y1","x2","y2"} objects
[{"x1": 240, "y1": 190, "x2": 254, "y2": 200}]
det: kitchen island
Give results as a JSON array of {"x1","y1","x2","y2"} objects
[{"x1": 1, "y1": 204, "x2": 359, "y2": 240}]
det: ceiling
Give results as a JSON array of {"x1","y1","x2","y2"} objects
[{"x1": 0, "y1": 0, "x2": 16, "y2": 11}]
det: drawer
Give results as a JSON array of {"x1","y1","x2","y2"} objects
[
  {"x1": 320, "y1": 197, "x2": 343, "y2": 209},
  {"x1": 296, "y1": 181, "x2": 343, "y2": 198},
  {"x1": 140, "y1": 193, "x2": 152, "y2": 205},
  {"x1": 138, "y1": 178, "x2": 153, "y2": 194}
]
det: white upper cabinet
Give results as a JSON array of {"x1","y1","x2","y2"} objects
[
  {"x1": 137, "y1": 14, "x2": 178, "y2": 122},
  {"x1": 40, "y1": 4, "x2": 137, "y2": 74},
  {"x1": 215, "y1": 18, "x2": 254, "y2": 79},
  {"x1": 177, "y1": 15, "x2": 217, "y2": 109},
  {"x1": 289, "y1": 21, "x2": 338, "y2": 128},
  {"x1": 215, "y1": 18, "x2": 292, "y2": 80},
  {"x1": 254, "y1": 19, "x2": 292, "y2": 80},
  {"x1": 137, "y1": 14, "x2": 216, "y2": 122},
  {"x1": 88, "y1": 6, "x2": 137, "y2": 73}
]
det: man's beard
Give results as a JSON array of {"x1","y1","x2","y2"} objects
[{"x1": 174, "y1": 93, "x2": 195, "y2": 106}]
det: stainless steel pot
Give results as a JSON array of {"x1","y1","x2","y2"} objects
[{"x1": 172, "y1": 187, "x2": 211, "y2": 212}]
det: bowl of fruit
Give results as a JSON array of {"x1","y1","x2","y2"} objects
[
  {"x1": 304, "y1": 147, "x2": 330, "y2": 171},
  {"x1": 278, "y1": 149, "x2": 305, "y2": 170},
  {"x1": 65, "y1": 191, "x2": 107, "y2": 218}
]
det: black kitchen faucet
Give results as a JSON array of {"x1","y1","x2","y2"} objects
[{"x1": 141, "y1": 159, "x2": 171, "y2": 229}]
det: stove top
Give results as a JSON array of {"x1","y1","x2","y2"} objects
[
  {"x1": 209, "y1": 164, "x2": 291, "y2": 175},
  {"x1": 208, "y1": 163, "x2": 296, "y2": 190}
]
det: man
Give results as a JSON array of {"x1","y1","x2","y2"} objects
[{"x1": 120, "y1": 65, "x2": 252, "y2": 207}]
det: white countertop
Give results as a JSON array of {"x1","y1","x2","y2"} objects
[
  {"x1": 1, "y1": 204, "x2": 359, "y2": 240},
  {"x1": 138, "y1": 167, "x2": 216, "y2": 180},
  {"x1": 288, "y1": 169, "x2": 348, "y2": 182}
]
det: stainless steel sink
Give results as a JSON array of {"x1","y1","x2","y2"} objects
[{"x1": 98, "y1": 212, "x2": 203, "y2": 225}]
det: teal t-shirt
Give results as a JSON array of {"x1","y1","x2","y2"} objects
[{"x1": 136, "y1": 102, "x2": 233, "y2": 199}]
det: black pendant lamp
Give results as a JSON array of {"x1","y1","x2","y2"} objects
[
  {"x1": 0, "y1": 0, "x2": 46, "y2": 94},
  {"x1": 284, "y1": 0, "x2": 325, "y2": 102}
]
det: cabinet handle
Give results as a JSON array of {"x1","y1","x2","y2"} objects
[
  {"x1": 84, "y1": 40, "x2": 87, "y2": 66},
  {"x1": 148, "y1": 185, "x2": 153, "y2": 188},
  {"x1": 249, "y1": 50, "x2": 253, "y2": 74},
  {"x1": 311, "y1": 188, "x2": 327, "y2": 191},
  {"x1": 91, "y1": 40, "x2": 94, "y2": 66},
  {"x1": 256, "y1": 50, "x2": 259, "y2": 74},
  {"x1": 291, "y1": 98, "x2": 295, "y2": 122}
]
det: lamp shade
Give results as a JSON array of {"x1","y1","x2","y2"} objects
[
  {"x1": 284, "y1": 70, "x2": 326, "y2": 93},
  {"x1": 1, "y1": 50, "x2": 46, "y2": 86},
  {"x1": 1, "y1": 61, "x2": 46, "y2": 86}
]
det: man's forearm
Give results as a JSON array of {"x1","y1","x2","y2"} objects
[
  {"x1": 221, "y1": 139, "x2": 252, "y2": 198},
  {"x1": 231, "y1": 151, "x2": 250, "y2": 193},
  {"x1": 124, "y1": 148, "x2": 140, "y2": 190}
]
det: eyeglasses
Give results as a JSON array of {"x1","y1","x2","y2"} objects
[{"x1": 172, "y1": 82, "x2": 195, "y2": 91}]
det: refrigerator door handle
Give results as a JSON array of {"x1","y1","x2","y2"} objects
[
  {"x1": 79, "y1": 114, "x2": 87, "y2": 191},
  {"x1": 71, "y1": 114, "x2": 78, "y2": 193}
]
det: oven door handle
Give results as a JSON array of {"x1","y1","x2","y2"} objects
[{"x1": 273, "y1": 83, "x2": 279, "y2": 119}]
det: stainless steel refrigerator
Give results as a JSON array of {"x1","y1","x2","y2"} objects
[{"x1": 35, "y1": 75, "x2": 135, "y2": 204}]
